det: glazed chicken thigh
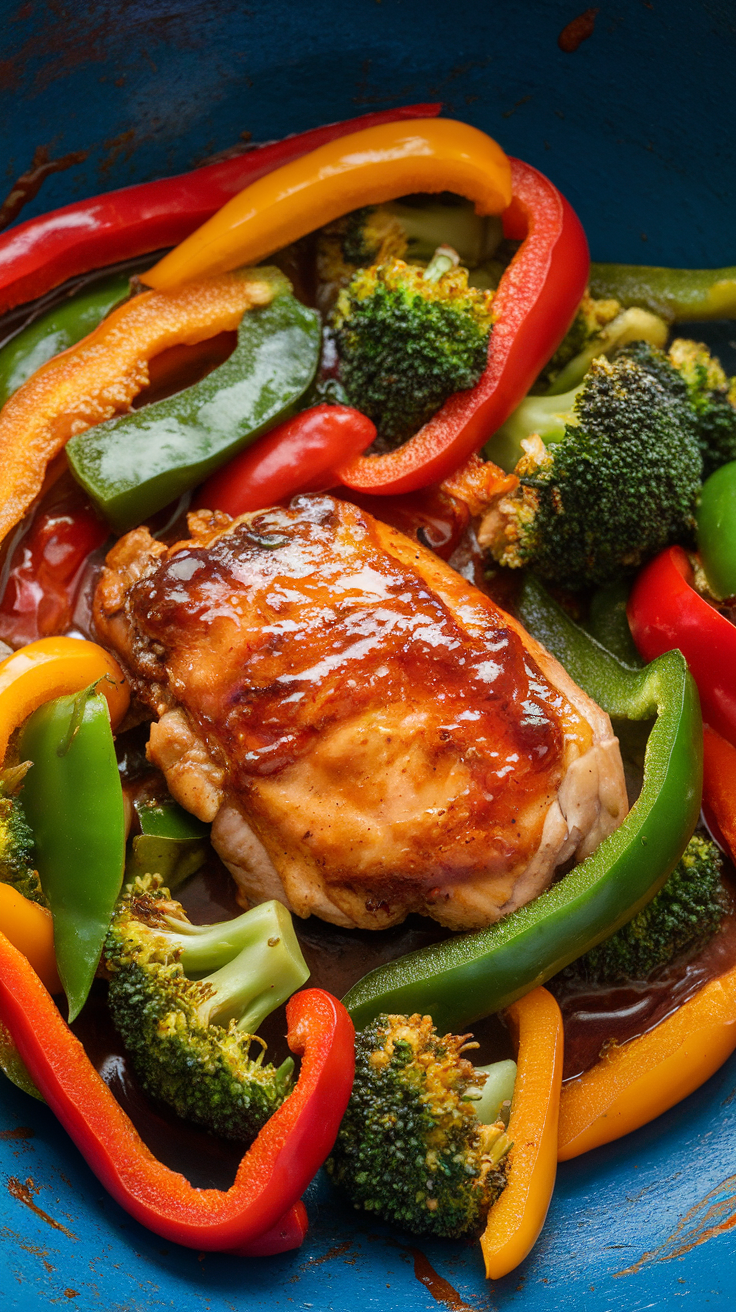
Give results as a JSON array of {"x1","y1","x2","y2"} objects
[{"x1": 95, "y1": 494, "x2": 627, "y2": 930}]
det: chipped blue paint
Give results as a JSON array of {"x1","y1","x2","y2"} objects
[{"x1": 1, "y1": 0, "x2": 736, "y2": 1306}]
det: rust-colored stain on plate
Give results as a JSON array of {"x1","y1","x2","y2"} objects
[
  {"x1": 615, "y1": 1173, "x2": 736, "y2": 1275},
  {"x1": 558, "y1": 8, "x2": 599, "y2": 52},
  {"x1": 0, "y1": 146, "x2": 88, "y2": 231},
  {"x1": 7, "y1": 1175, "x2": 77, "y2": 1240},
  {"x1": 407, "y1": 1246, "x2": 480, "y2": 1311}
]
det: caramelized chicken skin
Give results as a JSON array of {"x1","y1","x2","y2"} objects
[{"x1": 95, "y1": 494, "x2": 627, "y2": 930}]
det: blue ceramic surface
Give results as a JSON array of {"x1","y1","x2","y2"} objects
[{"x1": 2, "y1": 1, "x2": 736, "y2": 1307}]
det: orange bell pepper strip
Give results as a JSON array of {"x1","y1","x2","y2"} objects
[
  {"x1": 143, "y1": 119, "x2": 512, "y2": 289},
  {"x1": 558, "y1": 962, "x2": 736, "y2": 1160},
  {"x1": 481, "y1": 987, "x2": 563, "y2": 1280},
  {"x1": 0, "y1": 636, "x2": 129, "y2": 762},
  {"x1": 702, "y1": 724, "x2": 736, "y2": 861},
  {"x1": 0, "y1": 928, "x2": 355, "y2": 1253},
  {"x1": 0, "y1": 271, "x2": 274, "y2": 546},
  {"x1": 0, "y1": 884, "x2": 60, "y2": 994}
]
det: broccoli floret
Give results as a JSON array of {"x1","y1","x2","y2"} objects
[
  {"x1": 316, "y1": 207, "x2": 409, "y2": 295},
  {"x1": 334, "y1": 254, "x2": 494, "y2": 446},
  {"x1": 104, "y1": 875, "x2": 309, "y2": 1142},
  {"x1": 668, "y1": 338, "x2": 736, "y2": 478},
  {"x1": 316, "y1": 197, "x2": 501, "y2": 299},
  {"x1": 562, "y1": 835, "x2": 727, "y2": 986},
  {"x1": 0, "y1": 769, "x2": 44, "y2": 905},
  {"x1": 326, "y1": 1013, "x2": 511, "y2": 1239},
  {"x1": 483, "y1": 343, "x2": 702, "y2": 589}
]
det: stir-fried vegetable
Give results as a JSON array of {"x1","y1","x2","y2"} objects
[
  {"x1": 105, "y1": 875, "x2": 309, "y2": 1141},
  {"x1": 19, "y1": 685, "x2": 126, "y2": 1020},
  {"x1": 2, "y1": 105, "x2": 736, "y2": 1278},
  {"x1": 67, "y1": 272, "x2": 321, "y2": 532},
  {"x1": 142, "y1": 119, "x2": 512, "y2": 288}
]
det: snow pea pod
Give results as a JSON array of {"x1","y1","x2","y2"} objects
[
  {"x1": 18, "y1": 686, "x2": 125, "y2": 1021},
  {"x1": 0, "y1": 274, "x2": 129, "y2": 408},
  {"x1": 344, "y1": 577, "x2": 701, "y2": 1033},
  {"x1": 67, "y1": 285, "x2": 321, "y2": 533},
  {"x1": 126, "y1": 797, "x2": 209, "y2": 890}
]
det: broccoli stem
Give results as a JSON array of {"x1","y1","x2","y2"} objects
[
  {"x1": 162, "y1": 899, "x2": 309, "y2": 1032},
  {"x1": 423, "y1": 245, "x2": 460, "y2": 284},
  {"x1": 486, "y1": 383, "x2": 584, "y2": 472},
  {"x1": 589, "y1": 263, "x2": 736, "y2": 323},
  {"x1": 546, "y1": 307, "x2": 668, "y2": 396},
  {"x1": 471, "y1": 1059, "x2": 517, "y2": 1126}
]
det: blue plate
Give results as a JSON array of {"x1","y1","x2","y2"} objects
[{"x1": 2, "y1": 1, "x2": 736, "y2": 1307}]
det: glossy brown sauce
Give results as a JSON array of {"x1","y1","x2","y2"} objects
[{"x1": 552, "y1": 871, "x2": 736, "y2": 1081}]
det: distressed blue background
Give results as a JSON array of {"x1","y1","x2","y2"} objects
[
  {"x1": 2, "y1": 0, "x2": 735, "y2": 267},
  {"x1": 1, "y1": 0, "x2": 736, "y2": 1307}
]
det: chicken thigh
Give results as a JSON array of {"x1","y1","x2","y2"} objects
[{"x1": 95, "y1": 494, "x2": 627, "y2": 930}]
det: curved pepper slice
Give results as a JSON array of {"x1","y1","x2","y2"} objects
[
  {"x1": 0, "y1": 274, "x2": 130, "y2": 408},
  {"x1": 0, "y1": 270, "x2": 275, "y2": 546},
  {"x1": 143, "y1": 119, "x2": 512, "y2": 289},
  {"x1": 0, "y1": 636, "x2": 128, "y2": 762},
  {"x1": 0, "y1": 884, "x2": 60, "y2": 994},
  {"x1": 628, "y1": 545, "x2": 736, "y2": 748},
  {"x1": 0, "y1": 484, "x2": 108, "y2": 649},
  {"x1": 0, "y1": 105, "x2": 440, "y2": 316},
  {"x1": 344, "y1": 577, "x2": 701, "y2": 1033},
  {"x1": 702, "y1": 725, "x2": 736, "y2": 863},
  {"x1": 482, "y1": 987, "x2": 562, "y2": 1280},
  {"x1": 0, "y1": 939, "x2": 355, "y2": 1254},
  {"x1": 339, "y1": 157, "x2": 590, "y2": 495},
  {"x1": 198, "y1": 404, "x2": 376, "y2": 516},
  {"x1": 558, "y1": 962, "x2": 736, "y2": 1160},
  {"x1": 67, "y1": 278, "x2": 321, "y2": 533}
]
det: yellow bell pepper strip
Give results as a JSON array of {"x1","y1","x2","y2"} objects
[
  {"x1": 557, "y1": 962, "x2": 736, "y2": 1160},
  {"x1": 142, "y1": 119, "x2": 512, "y2": 289},
  {"x1": 481, "y1": 987, "x2": 563, "y2": 1280},
  {"x1": 0, "y1": 636, "x2": 128, "y2": 763},
  {"x1": 0, "y1": 883, "x2": 60, "y2": 994},
  {"x1": 0, "y1": 271, "x2": 275, "y2": 546}
]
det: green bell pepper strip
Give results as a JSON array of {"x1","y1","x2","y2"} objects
[
  {"x1": 588, "y1": 262, "x2": 736, "y2": 323},
  {"x1": 66, "y1": 284, "x2": 321, "y2": 533},
  {"x1": 697, "y1": 460, "x2": 736, "y2": 600},
  {"x1": 126, "y1": 797, "x2": 210, "y2": 890},
  {"x1": 583, "y1": 581, "x2": 643, "y2": 668},
  {"x1": 0, "y1": 274, "x2": 129, "y2": 409},
  {"x1": 18, "y1": 686, "x2": 126, "y2": 1021},
  {"x1": 343, "y1": 577, "x2": 702, "y2": 1034}
]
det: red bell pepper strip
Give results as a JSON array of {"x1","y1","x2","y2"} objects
[
  {"x1": 0, "y1": 480, "x2": 107, "y2": 649},
  {"x1": 702, "y1": 725, "x2": 736, "y2": 863},
  {"x1": 0, "y1": 104, "x2": 440, "y2": 316},
  {"x1": 628, "y1": 545, "x2": 736, "y2": 747},
  {"x1": 0, "y1": 932, "x2": 355, "y2": 1254},
  {"x1": 338, "y1": 157, "x2": 589, "y2": 496},
  {"x1": 198, "y1": 404, "x2": 376, "y2": 516}
]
